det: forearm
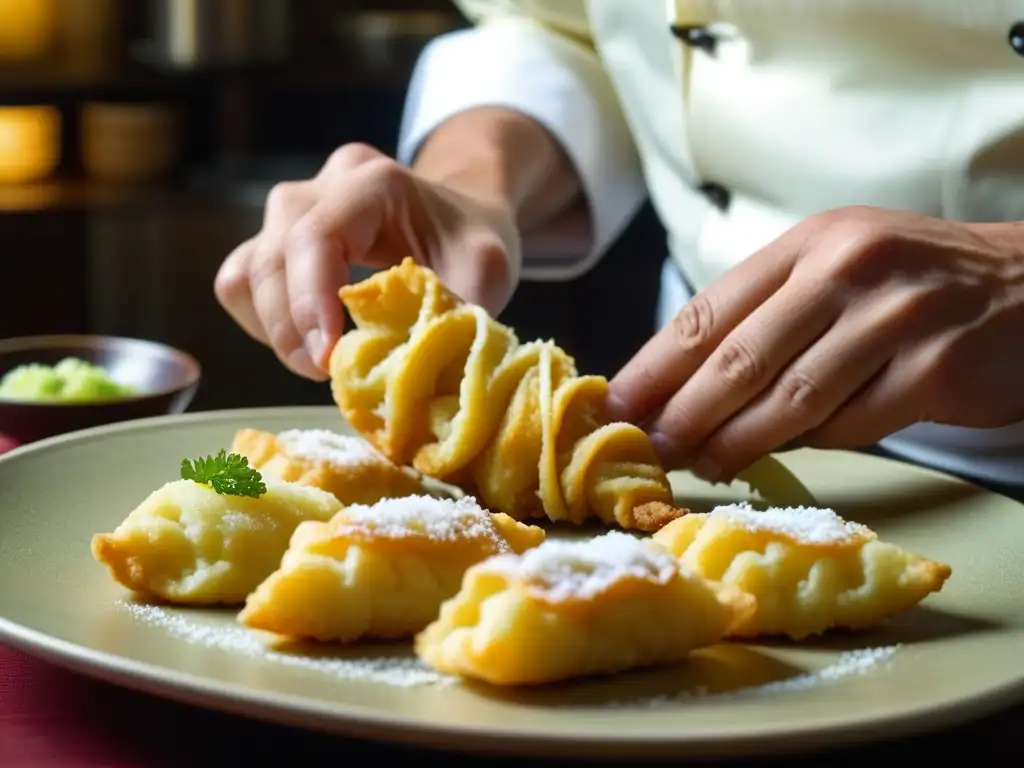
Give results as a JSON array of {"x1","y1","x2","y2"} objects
[
  {"x1": 398, "y1": 21, "x2": 645, "y2": 280},
  {"x1": 413, "y1": 107, "x2": 592, "y2": 258}
]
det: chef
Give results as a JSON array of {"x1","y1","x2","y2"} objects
[{"x1": 214, "y1": 1, "x2": 1024, "y2": 490}]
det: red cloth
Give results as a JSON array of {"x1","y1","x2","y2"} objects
[
  {"x1": 0, "y1": 646, "x2": 157, "y2": 767},
  {"x1": 0, "y1": 434, "x2": 18, "y2": 455},
  {"x1": 0, "y1": 434, "x2": 143, "y2": 766},
  {"x1": 0, "y1": 643, "x2": 405, "y2": 766}
]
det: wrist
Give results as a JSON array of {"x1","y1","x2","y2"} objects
[
  {"x1": 416, "y1": 161, "x2": 520, "y2": 223},
  {"x1": 411, "y1": 107, "x2": 582, "y2": 234},
  {"x1": 412, "y1": 108, "x2": 529, "y2": 218}
]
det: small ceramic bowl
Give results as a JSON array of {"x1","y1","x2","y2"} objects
[{"x1": 0, "y1": 334, "x2": 201, "y2": 444}]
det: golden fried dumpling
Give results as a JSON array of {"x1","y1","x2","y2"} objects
[
  {"x1": 231, "y1": 427, "x2": 430, "y2": 505},
  {"x1": 91, "y1": 479, "x2": 342, "y2": 605},
  {"x1": 648, "y1": 502, "x2": 952, "y2": 640},
  {"x1": 238, "y1": 495, "x2": 545, "y2": 643},
  {"x1": 329, "y1": 257, "x2": 676, "y2": 531},
  {"x1": 414, "y1": 531, "x2": 755, "y2": 686}
]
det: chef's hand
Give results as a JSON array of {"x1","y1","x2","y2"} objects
[
  {"x1": 608, "y1": 206, "x2": 1024, "y2": 482},
  {"x1": 214, "y1": 142, "x2": 520, "y2": 381}
]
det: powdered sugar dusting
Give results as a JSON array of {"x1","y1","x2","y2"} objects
[
  {"x1": 707, "y1": 502, "x2": 873, "y2": 546},
  {"x1": 603, "y1": 645, "x2": 900, "y2": 709},
  {"x1": 485, "y1": 532, "x2": 678, "y2": 601},
  {"x1": 121, "y1": 602, "x2": 899, "y2": 704},
  {"x1": 339, "y1": 495, "x2": 509, "y2": 550},
  {"x1": 277, "y1": 429, "x2": 385, "y2": 468},
  {"x1": 121, "y1": 602, "x2": 454, "y2": 687}
]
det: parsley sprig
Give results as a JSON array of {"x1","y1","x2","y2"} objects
[{"x1": 181, "y1": 449, "x2": 267, "y2": 498}]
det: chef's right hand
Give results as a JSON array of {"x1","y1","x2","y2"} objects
[{"x1": 214, "y1": 142, "x2": 521, "y2": 381}]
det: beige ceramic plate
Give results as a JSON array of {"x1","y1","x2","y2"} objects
[{"x1": 1, "y1": 406, "x2": 1022, "y2": 760}]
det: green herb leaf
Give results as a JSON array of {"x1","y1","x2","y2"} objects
[{"x1": 180, "y1": 449, "x2": 267, "y2": 498}]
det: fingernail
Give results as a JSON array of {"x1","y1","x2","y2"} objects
[
  {"x1": 648, "y1": 431, "x2": 677, "y2": 465},
  {"x1": 605, "y1": 393, "x2": 629, "y2": 422},
  {"x1": 304, "y1": 329, "x2": 327, "y2": 368},
  {"x1": 287, "y1": 347, "x2": 328, "y2": 381},
  {"x1": 692, "y1": 455, "x2": 724, "y2": 484}
]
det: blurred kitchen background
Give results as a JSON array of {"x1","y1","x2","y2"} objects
[{"x1": 0, "y1": 0, "x2": 665, "y2": 411}]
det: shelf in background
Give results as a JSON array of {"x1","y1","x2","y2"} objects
[
  {"x1": 0, "y1": 177, "x2": 177, "y2": 213},
  {"x1": 0, "y1": 59, "x2": 187, "y2": 104},
  {"x1": 0, "y1": 154, "x2": 330, "y2": 214},
  {"x1": 0, "y1": 44, "x2": 430, "y2": 105}
]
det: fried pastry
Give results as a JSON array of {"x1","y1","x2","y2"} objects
[
  {"x1": 91, "y1": 479, "x2": 342, "y2": 605},
  {"x1": 328, "y1": 257, "x2": 676, "y2": 531},
  {"x1": 231, "y1": 427, "x2": 429, "y2": 505},
  {"x1": 648, "y1": 502, "x2": 952, "y2": 640},
  {"x1": 414, "y1": 531, "x2": 755, "y2": 686},
  {"x1": 238, "y1": 495, "x2": 545, "y2": 643}
]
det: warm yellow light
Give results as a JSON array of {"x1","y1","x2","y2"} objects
[
  {"x1": 0, "y1": 0, "x2": 57, "y2": 62},
  {"x1": 0, "y1": 107, "x2": 62, "y2": 184}
]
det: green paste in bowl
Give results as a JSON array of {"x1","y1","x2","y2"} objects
[{"x1": 0, "y1": 357, "x2": 137, "y2": 403}]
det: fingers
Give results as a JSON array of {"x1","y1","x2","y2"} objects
[
  {"x1": 799, "y1": 354, "x2": 930, "y2": 450},
  {"x1": 281, "y1": 158, "x2": 423, "y2": 368},
  {"x1": 215, "y1": 144, "x2": 396, "y2": 380},
  {"x1": 214, "y1": 238, "x2": 265, "y2": 343},
  {"x1": 249, "y1": 250, "x2": 325, "y2": 380},
  {"x1": 607, "y1": 226, "x2": 808, "y2": 426},
  {"x1": 283, "y1": 204, "x2": 357, "y2": 369},
  {"x1": 216, "y1": 178, "x2": 318, "y2": 363},
  {"x1": 216, "y1": 139, "x2": 518, "y2": 380},
  {"x1": 690, "y1": 298, "x2": 918, "y2": 481},
  {"x1": 438, "y1": 228, "x2": 517, "y2": 316},
  {"x1": 646, "y1": 279, "x2": 837, "y2": 466},
  {"x1": 291, "y1": 163, "x2": 392, "y2": 270},
  {"x1": 315, "y1": 142, "x2": 386, "y2": 183},
  {"x1": 249, "y1": 181, "x2": 325, "y2": 380},
  {"x1": 606, "y1": 268, "x2": 780, "y2": 426},
  {"x1": 283, "y1": 145, "x2": 403, "y2": 368}
]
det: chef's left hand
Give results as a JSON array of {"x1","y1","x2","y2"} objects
[{"x1": 607, "y1": 206, "x2": 1024, "y2": 482}]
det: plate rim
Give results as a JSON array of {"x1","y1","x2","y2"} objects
[
  {"x1": 2, "y1": 405, "x2": 1024, "y2": 759},
  {"x1": 4, "y1": 613, "x2": 1023, "y2": 760}
]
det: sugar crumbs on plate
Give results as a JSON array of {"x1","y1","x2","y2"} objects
[
  {"x1": 602, "y1": 645, "x2": 900, "y2": 709},
  {"x1": 121, "y1": 602, "x2": 455, "y2": 688}
]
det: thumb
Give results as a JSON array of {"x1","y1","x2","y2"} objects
[
  {"x1": 284, "y1": 233, "x2": 349, "y2": 369},
  {"x1": 434, "y1": 223, "x2": 520, "y2": 317},
  {"x1": 437, "y1": 244, "x2": 515, "y2": 317}
]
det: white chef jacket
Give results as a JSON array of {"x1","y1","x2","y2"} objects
[{"x1": 397, "y1": 0, "x2": 1024, "y2": 489}]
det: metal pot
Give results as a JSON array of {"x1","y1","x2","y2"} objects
[{"x1": 140, "y1": 0, "x2": 290, "y2": 70}]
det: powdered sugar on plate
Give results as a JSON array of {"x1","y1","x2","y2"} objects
[
  {"x1": 121, "y1": 602, "x2": 899, "y2": 702},
  {"x1": 603, "y1": 645, "x2": 900, "y2": 709},
  {"x1": 277, "y1": 429, "x2": 386, "y2": 468},
  {"x1": 705, "y1": 502, "x2": 874, "y2": 546},
  {"x1": 338, "y1": 495, "x2": 510, "y2": 550},
  {"x1": 121, "y1": 601, "x2": 455, "y2": 687},
  {"x1": 484, "y1": 531, "x2": 679, "y2": 601}
]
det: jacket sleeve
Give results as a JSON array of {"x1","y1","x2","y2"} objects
[{"x1": 397, "y1": 1, "x2": 647, "y2": 281}]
